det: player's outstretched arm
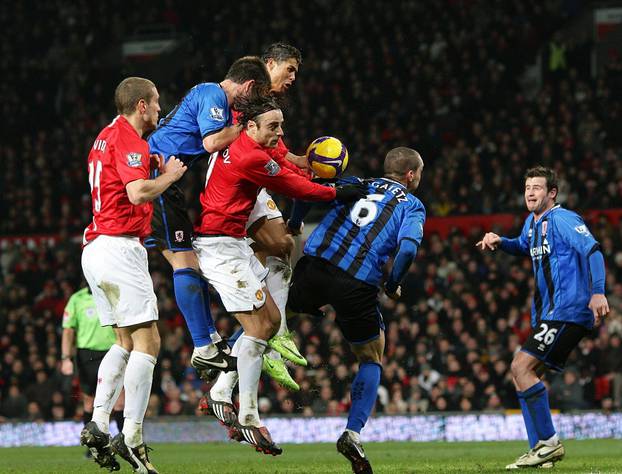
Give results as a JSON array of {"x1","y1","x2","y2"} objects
[
  {"x1": 284, "y1": 152, "x2": 309, "y2": 170},
  {"x1": 385, "y1": 238, "x2": 419, "y2": 300},
  {"x1": 476, "y1": 232, "x2": 502, "y2": 251},
  {"x1": 126, "y1": 156, "x2": 187, "y2": 204}
]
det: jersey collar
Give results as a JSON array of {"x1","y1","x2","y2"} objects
[
  {"x1": 533, "y1": 203, "x2": 561, "y2": 223},
  {"x1": 380, "y1": 177, "x2": 406, "y2": 189}
]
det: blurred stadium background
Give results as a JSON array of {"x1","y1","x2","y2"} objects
[{"x1": 1, "y1": 0, "x2": 622, "y2": 467}]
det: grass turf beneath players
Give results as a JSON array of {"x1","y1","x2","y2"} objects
[{"x1": 0, "y1": 440, "x2": 619, "y2": 473}]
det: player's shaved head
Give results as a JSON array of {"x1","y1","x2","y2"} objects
[
  {"x1": 114, "y1": 77, "x2": 156, "y2": 115},
  {"x1": 262, "y1": 43, "x2": 302, "y2": 65},
  {"x1": 384, "y1": 147, "x2": 423, "y2": 176},
  {"x1": 225, "y1": 56, "x2": 271, "y2": 96}
]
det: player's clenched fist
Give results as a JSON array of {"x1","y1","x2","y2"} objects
[
  {"x1": 477, "y1": 232, "x2": 501, "y2": 251},
  {"x1": 163, "y1": 156, "x2": 187, "y2": 181}
]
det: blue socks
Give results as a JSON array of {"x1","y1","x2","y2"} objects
[
  {"x1": 521, "y1": 381, "x2": 556, "y2": 444},
  {"x1": 228, "y1": 327, "x2": 244, "y2": 348},
  {"x1": 172, "y1": 268, "x2": 216, "y2": 347},
  {"x1": 346, "y1": 362, "x2": 382, "y2": 433},
  {"x1": 517, "y1": 391, "x2": 538, "y2": 448}
]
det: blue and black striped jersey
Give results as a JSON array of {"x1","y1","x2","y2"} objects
[
  {"x1": 304, "y1": 176, "x2": 426, "y2": 287},
  {"x1": 502, "y1": 204, "x2": 600, "y2": 329}
]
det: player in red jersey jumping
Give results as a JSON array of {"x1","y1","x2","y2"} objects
[
  {"x1": 193, "y1": 94, "x2": 366, "y2": 455},
  {"x1": 80, "y1": 77, "x2": 186, "y2": 474}
]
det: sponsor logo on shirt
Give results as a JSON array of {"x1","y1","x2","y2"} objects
[
  {"x1": 530, "y1": 238, "x2": 551, "y2": 259},
  {"x1": 210, "y1": 107, "x2": 225, "y2": 121},
  {"x1": 264, "y1": 159, "x2": 281, "y2": 176},
  {"x1": 574, "y1": 225, "x2": 591, "y2": 237},
  {"x1": 127, "y1": 152, "x2": 143, "y2": 167}
]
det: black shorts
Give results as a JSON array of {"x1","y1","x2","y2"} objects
[
  {"x1": 288, "y1": 255, "x2": 384, "y2": 344},
  {"x1": 76, "y1": 348, "x2": 108, "y2": 396},
  {"x1": 144, "y1": 182, "x2": 194, "y2": 251},
  {"x1": 521, "y1": 320, "x2": 591, "y2": 372}
]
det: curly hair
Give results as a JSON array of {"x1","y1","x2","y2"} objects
[{"x1": 235, "y1": 94, "x2": 282, "y2": 127}]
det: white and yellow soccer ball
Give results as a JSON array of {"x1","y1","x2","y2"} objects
[{"x1": 305, "y1": 136, "x2": 349, "y2": 178}]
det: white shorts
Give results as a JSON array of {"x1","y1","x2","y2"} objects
[
  {"x1": 193, "y1": 236, "x2": 268, "y2": 313},
  {"x1": 81, "y1": 235, "x2": 158, "y2": 327},
  {"x1": 246, "y1": 188, "x2": 283, "y2": 230}
]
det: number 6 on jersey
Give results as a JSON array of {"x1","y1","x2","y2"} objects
[{"x1": 349, "y1": 194, "x2": 383, "y2": 227}]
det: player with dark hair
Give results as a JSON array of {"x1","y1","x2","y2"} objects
[
  {"x1": 81, "y1": 77, "x2": 187, "y2": 473},
  {"x1": 193, "y1": 94, "x2": 367, "y2": 455},
  {"x1": 145, "y1": 56, "x2": 272, "y2": 376},
  {"x1": 286, "y1": 147, "x2": 426, "y2": 474},
  {"x1": 477, "y1": 166, "x2": 609, "y2": 469},
  {"x1": 206, "y1": 43, "x2": 309, "y2": 392}
]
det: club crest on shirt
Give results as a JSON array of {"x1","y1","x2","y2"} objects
[
  {"x1": 127, "y1": 152, "x2": 142, "y2": 167},
  {"x1": 267, "y1": 199, "x2": 277, "y2": 210},
  {"x1": 541, "y1": 221, "x2": 548, "y2": 237},
  {"x1": 175, "y1": 230, "x2": 184, "y2": 242},
  {"x1": 86, "y1": 308, "x2": 96, "y2": 319},
  {"x1": 210, "y1": 107, "x2": 225, "y2": 121},
  {"x1": 264, "y1": 159, "x2": 281, "y2": 176}
]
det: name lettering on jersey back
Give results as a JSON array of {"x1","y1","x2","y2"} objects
[
  {"x1": 371, "y1": 180, "x2": 408, "y2": 203},
  {"x1": 93, "y1": 139, "x2": 107, "y2": 152}
]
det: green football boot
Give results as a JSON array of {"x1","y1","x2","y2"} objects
[
  {"x1": 262, "y1": 355, "x2": 300, "y2": 391},
  {"x1": 267, "y1": 332, "x2": 307, "y2": 366}
]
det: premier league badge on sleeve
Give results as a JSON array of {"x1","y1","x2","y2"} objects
[
  {"x1": 264, "y1": 159, "x2": 281, "y2": 176},
  {"x1": 127, "y1": 152, "x2": 143, "y2": 167},
  {"x1": 210, "y1": 107, "x2": 225, "y2": 121}
]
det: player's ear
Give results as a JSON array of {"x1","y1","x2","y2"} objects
[
  {"x1": 137, "y1": 98, "x2": 146, "y2": 114},
  {"x1": 245, "y1": 79, "x2": 256, "y2": 95}
]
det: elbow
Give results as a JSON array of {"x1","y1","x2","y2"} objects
[
  {"x1": 203, "y1": 137, "x2": 218, "y2": 154},
  {"x1": 127, "y1": 188, "x2": 147, "y2": 205}
]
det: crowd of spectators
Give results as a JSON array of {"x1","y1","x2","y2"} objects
[
  {"x1": 1, "y1": 0, "x2": 622, "y2": 422},
  {"x1": 2, "y1": 213, "x2": 622, "y2": 422}
]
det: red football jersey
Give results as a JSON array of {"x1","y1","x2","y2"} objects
[
  {"x1": 232, "y1": 110, "x2": 311, "y2": 178},
  {"x1": 197, "y1": 132, "x2": 336, "y2": 237},
  {"x1": 83, "y1": 115, "x2": 152, "y2": 244}
]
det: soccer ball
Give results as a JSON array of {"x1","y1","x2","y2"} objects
[{"x1": 305, "y1": 136, "x2": 349, "y2": 178}]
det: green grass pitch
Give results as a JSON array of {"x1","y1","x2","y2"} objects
[{"x1": 1, "y1": 440, "x2": 620, "y2": 473}]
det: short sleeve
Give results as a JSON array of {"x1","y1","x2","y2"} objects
[
  {"x1": 554, "y1": 212, "x2": 599, "y2": 257},
  {"x1": 113, "y1": 134, "x2": 150, "y2": 186},
  {"x1": 398, "y1": 200, "x2": 426, "y2": 245},
  {"x1": 197, "y1": 87, "x2": 229, "y2": 137},
  {"x1": 62, "y1": 296, "x2": 77, "y2": 329}
]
